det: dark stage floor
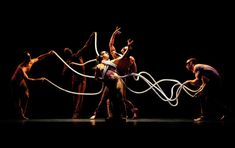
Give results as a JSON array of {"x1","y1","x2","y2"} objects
[{"x1": 1, "y1": 118, "x2": 234, "y2": 145}]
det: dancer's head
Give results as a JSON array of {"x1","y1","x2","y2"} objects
[
  {"x1": 23, "y1": 51, "x2": 31, "y2": 63},
  {"x1": 64, "y1": 48, "x2": 73, "y2": 59},
  {"x1": 100, "y1": 51, "x2": 109, "y2": 60},
  {"x1": 186, "y1": 58, "x2": 198, "y2": 71}
]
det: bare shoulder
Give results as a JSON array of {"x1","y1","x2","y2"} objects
[
  {"x1": 30, "y1": 58, "x2": 39, "y2": 64},
  {"x1": 97, "y1": 63, "x2": 104, "y2": 69}
]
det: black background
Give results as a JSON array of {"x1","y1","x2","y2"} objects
[{"x1": 1, "y1": 2, "x2": 234, "y2": 120}]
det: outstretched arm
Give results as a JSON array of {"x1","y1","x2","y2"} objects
[
  {"x1": 31, "y1": 50, "x2": 53, "y2": 64},
  {"x1": 109, "y1": 26, "x2": 121, "y2": 59},
  {"x1": 74, "y1": 32, "x2": 95, "y2": 57},
  {"x1": 21, "y1": 68, "x2": 45, "y2": 81},
  {"x1": 21, "y1": 68, "x2": 34, "y2": 81}
]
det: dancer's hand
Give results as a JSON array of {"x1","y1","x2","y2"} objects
[{"x1": 40, "y1": 77, "x2": 46, "y2": 82}]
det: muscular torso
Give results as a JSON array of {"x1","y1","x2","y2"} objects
[
  {"x1": 114, "y1": 56, "x2": 135, "y2": 76},
  {"x1": 116, "y1": 58, "x2": 131, "y2": 75},
  {"x1": 96, "y1": 62, "x2": 118, "y2": 80},
  {"x1": 11, "y1": 61, "x2": 33, "y2": 91}
]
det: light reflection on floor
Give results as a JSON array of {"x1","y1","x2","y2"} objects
[{"x1": 1, "y1": 118, "x2": 233, "y2": 129}]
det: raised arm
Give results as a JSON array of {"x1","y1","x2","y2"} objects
[
  {"x1": 109, "y1": 26, "x2": 121, "y2": 59},
  {"x1": 112, "y1": 38, "x2": 134, "y2": 65},
  {"x1": 74, "y1": 32, "x2": 95, "y2": 57},
  {"x1": 31, "y1": 50, "x2": 53, "y2": 64},
  {"x1": 121, "y1": 39, "x2": 134, "y2": 59}
]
